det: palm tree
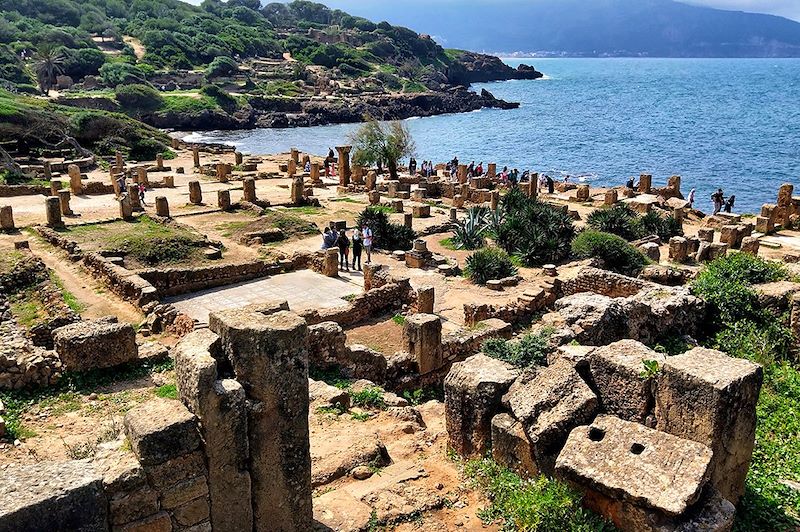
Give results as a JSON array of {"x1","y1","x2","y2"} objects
[{"x1": 33, "y1": 46, "x2": 65, "y2": 96}]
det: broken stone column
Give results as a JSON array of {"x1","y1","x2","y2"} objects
[
  {"x1": 366, "y1": 170, "x2": 377, "y2": 191},
  {"x1": 155, "y1": 196, "x2": 170, "y2": 217},
  {"x1": 655, "y1": 347, "x2": 763, "y2": 504},
  {"x1": 336, "y1": 146, "x2": 351, "y2": 185},
  {"x1": 287, "y1": 158, "x2": 297, "y2": 177},
  {"x1": 404, "y1": 212, "x2": 413, "y2": 229},
  {"x1": 192, "y1": 145, "x2": 200, "y2": 167},
  {"x1": 174, "y1": 330, "x2": 253, "y2": 531},
  {"x1": 668, "y1": 174, "x2": 681, "y2": 194},
  {"x1": 45, "y1": 196, "x2": 62, "y2": 227},
  {"x1": 68, "y1": 164, "x2": 82, "y2": 195},
  {"x1": 740, "y1": 236, "x2": 759, "y2": 255},
  {"x1": 127, "y1": 184, "x2": 142, "y2": 211},
  {"x1": 42, "y1": 161, "x2": 51, "y2": 179},
  {"x1": 445, "y1": 354, "x2": 518, "y2": 458},
  {"x1": 137, "y1": 167, "x2": 149, "y2": 187},
  {"x1": 576, "y1": 184, "x2": 590, "y2": 201},
  {"x1": 310, "y1": 163, "x2": 321, "y2": 184},
  {"x1": 0, "y1": 205, "x2": 14, "y2": 231},
  {"x1": 208, "y1": 308, "x2": 312, "y2": 532},
  {"x1": 216, "y1": 163, "x2": 228, "y2": 182},
  {"x1": 291, "y1": 177, "x2": 304, "y2": 205},
  {"x1": 417, "y1": 285, "x2": 434, "y2": 314},
  {"x1": 119, "y1": 194, "x2": 133, "y2": 220},
  {"x1": 290, "y1": 148, "x2": 300, "y2": 164},
  {"x1": 156, "y1": 153, "x2": 164, "y2": 171},
  {"x1": 115, "y1": 151, "x2": 124, "y2": 173},
  {"x1": 235, "y1": 151, "x2": 243, "y2": 166},
  {"x1": 697, "y1": 228, "x2": 714, "y2": 242},
  {"x1": 668, "y1": 236, "x2": 689, "y2": 263},
  {"x1": 604, "y1": 189, "x2": 618, "y2": 206},
  {"x1": 49, "y1": 179, "x2": 61, "y2": 196},
  {"x1": 217, "y1": 190, "x2": 231, "y2": 211},
  {"x1": 368, "y1": 190, "x2": 380, "y2": 205},
  {"x1": 188, "y1": 181, "x2": 203, "y2": 205},
  {"x1": 453, "y1": 194, "x2": 465, "y2": 208},
  {"x1": 242, "y1": 178, "x2": 257, "y2": 203},
  {"x1": 457, "y1": 164, "x2": 467, "y2": 183},
  {"x1": 450, "y1": 207, "x2": 457, "y2": 222},
  {"x1": 638, "y1": 173, "x2": 652, "y2": 194},
  {"x1": 490, "y1": 190, "x2": 500, "y2": 210},
  {"x1": 387, "y1": 181, "x2": 399, "y2": 198},
  {"x1": 164, "y1": 175, "x2": 174, "y2": 188},
  {"x1": 487, "y1": 163, "x2": 497, "y2": 178},
  {"x1": 323, "y1": 248, "x2": 339, "y2": 277},
  {"x1": 58, "y1": 189, "x2": 73, "y2": 216},
  {"x1": 351, "y1": 165, "x2": 364, "y2": 185},
  {"x1": 404, "y1": 313, "x2": 442, "y2": 375}
]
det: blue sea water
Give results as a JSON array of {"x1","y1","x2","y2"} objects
[{"x1": 185, "y1": 58, "x2": 800, "y2": 214}]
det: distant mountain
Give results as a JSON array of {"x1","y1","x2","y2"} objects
[{"x1": 317, "y1": 0, "x2": 800, "y2": 57}]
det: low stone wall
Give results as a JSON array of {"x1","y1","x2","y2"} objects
[
  {"x1": 0, "y1": 318, "x2": 62, "y2": 390},
  {"x1": 561, "y1": 267, "x2": 653, "y2": 298},
  {"x1": 82, "y1": 252, "x2": 158, "y2": 306},
  {"x1": 0, "y1": 253, "x2": 49, "y2": 293},
  {"x1": 299, "y1": 279, "x2": 413, "y2": 328},
  {"x1": 35, "y1": 226, "x2": 82, "y2": 256},
  {"x1": 138, "y1": 260, "x2": 287, "y2": 297},
  {"x1": 0, "y1": 184, "x2": 49, "y2": 197},
  {"x1": 463, "y1": 283, "x2": 558, "y2": 327},
  {"x1": 28, "y1": 280, "x2": 81, "y2": 349}
]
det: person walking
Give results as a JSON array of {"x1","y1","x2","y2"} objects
[
  {"x1": 711, "y1": 188, "x2": 725, "y2": 214},
  {"x1": 351, "y1": 227, "x2": 363, "y2": 271},
  {"x1": 138, "y1": 182, "x2": 147, "y2": 206},
  {"x1": 688, "y1": 188, "x2": 696, "y2": 208},
  {"x1": 336, "y1": 229, "x2": 350, "y2": 271},
  {"x1": 546, "y1": 175, "x2": 555, "y2": 194},
  {"x1": 362, "y1": 223, "x2": 373, "y2": 264},
  {"x1": 724, "y1": 195, "x2": 736, "y2": 213}
]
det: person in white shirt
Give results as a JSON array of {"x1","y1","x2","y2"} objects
[{"x1": 362, "y1": 224, "x2": 373, "y2": 264}]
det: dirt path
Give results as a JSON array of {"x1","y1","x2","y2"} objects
[
  {"x1": 27, "y1": 237, "x2": 144, "y2": 325},
  {"x1": 123, "y1": 36, "x2": 146, "y2": 60}
]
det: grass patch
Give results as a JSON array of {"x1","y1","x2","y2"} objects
[
  {"x1": 0, "y1": 357, "x2": 173, "y2": 441},
  {"x1": 49, "y1": 271, "x2": 85, "y2": 313},
  {"x1": 351, "y1": 411, "x2": 371, "y2": 422},
  {"x1": 342, "y1": 293, "x2": 358, "y2": 302},
  {"x1": 439, "y1": 237, "x2": 457, "y2": 251},
  {"x1": 464, "y1": 458, "x2": 614, "y2": 531},
  {"x1": 154, "y1": 384, "x2": 178, "y2": 399},
  {"x1": 9, "y1": 292, "x2": 47, "y2": 328},
  {"x1": 0, "y1": 249, "x2": 24, "y2": 275},
  {"x1": 330, "y1": 197, "x2": 361, "y2": 204},
  {"x1": 351, "y1": 387, "x2": 386, "y2": 410},
  {"x1": 392, "y1": 314, "x2": 406, "y2": 326},
  {"x1": 285, "y1": 205, "x2": 324, "y2": 216}
]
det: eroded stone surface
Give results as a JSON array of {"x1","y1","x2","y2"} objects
[{"x1": 555, "y1": 415, "x2": 713, "y2": 516}]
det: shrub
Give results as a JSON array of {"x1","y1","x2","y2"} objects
[
  {"x1": 587, "y1": 204, "x2": 640, "y2": 240},
  {"x1": 465, "y1": 247, "x2": 517, "y2": 285},
  {"x1": 482, "y1": 330, "x2": 550, "y2": 368},
  {"x1": 451, "y1": 206, "x2": 488, "y2": 250},
  {"x1": 114, "y1": 83, "x2": 163, "y2": 113},
  {"x1": 98, "y1": 62, "x2": 146, "y2": 86},
  {"x1": 356, "y1": 206, "x2": 414, "y2": 251},
  {"x1": 571, "y1": 230, "x2": 648, "y2": 276},
  {"x1": 206, "y1": 56, "x2": 238, "y2": 78},
  {"x1": 495, "y1": 188, "x2": 575, "y2": 266},
  {"x1": 61, "y1": 47, "x2": 105, "y2": 79},
  {"x1": 638, "y1": 211, "x2": 683, "y2": 240}
]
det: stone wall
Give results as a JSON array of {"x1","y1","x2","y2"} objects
[
  {"x1": 561, "y1": 267, "x2": 653, "y2": 298},
  {"x1": 298, "y1": 279, "x2": 414, "y2": 328},
  {"x1": 0, "y1": 184, "x2": 49, "y2": 197},
  {"x1": 463, "y1": 284, "x2": 558, "y2": 327},
  {"x1": 0, "y1": 318, "x2": 62, "y2": 390},
  {"x1": 82, "y1": 252, "x2": 158, "y2": 306},
  {"x1": 138, "y1": 260, "x2": 287, "y2": 297}
]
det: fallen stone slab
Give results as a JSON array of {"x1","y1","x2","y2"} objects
[
  {"x1": 491, "y1": 413, "x2": 537, "y2": 477},
  {"x1": 0, "y1": 461, "x2": 107, "y2": 532},
  {"x1": 123, "y1": 398, "x2": 202, "y2": 467},
  {"x1": 53, "y1": 317, "x2": 137, "y2": 372},
  {"x1": 309, "y1": 378, "x2": 351, "y2": 410},
  {"x1": 555, "y1": 415, "x2": 713, "y2": 516},
  {"x1": 504, "y1": 358, "x2": 598, "y2": 475},
  {"x1": 312, "y1": 435, "x2": 391, "y2": 488}
]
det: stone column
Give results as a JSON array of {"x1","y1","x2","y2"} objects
[
  {"x1": 115, "y1": 151, "x2": 124, "y2": 173},
  {"x1": 490, "y1": 190, "x2": 500, "y2": 210},
  {"x1": 58, "y1": 189, "x2": 73, "y2": 216},
  {"x1": 417, "y1": 286, "x2": 434, "y2": 314},
  {"x1": 68, "y1": 164, "x2": 82, "y2": 195},
  {"x1": 450, "y1": 207, "x2": 458, "y2": 222},
  {"x1": 403, "y1": 314, "x2": 442, "y2": 375},
  {"x1": 242, "y1": 178, "x2": 257, "y2": 203},
  {"x1": 404, "y1": 212, "x2": 413, "y2": 229},
  {"x1": 49, "y1": 179, "x2": 61, "y2": 196},
  {"x1": 336, "y1": 146, "x2": 351, "y2": 186},
  {"x1": 366, "y1": 171, "x2": 377, "y2": 191},
  {"x1": 668, "y1": 175, "x2": 681, "y2": 194},
  {"x1": 128, "y1": 184, "x2": 142, "y2": 212},
  {"x1": 387, "y1": 181, "x2": 399, "y2": 198},
  {"x1": 208, "y1": 309, "x2": 312, "y2": 532},
  {"x1": 42, "y1": 160, "x2": 52, "y2": 180},
  {"x1": 235, "y1": 151, "x2": 243, "y2": 166},
  {"x1": 576, "y1": 184, "x2": 590, "y2": 201},
  {"x1": 778, "y1": 183, "x2": 793, "y2": 227},
  {"x1": 291, "y1": 177, "x2": 304, "y2": 205},
  {"x1": 137, "y1": 167, "x2": 149, "y2": 187},
  {"x1": 487, "y1": 163, "x2": 497, "y2": 179},
  {"x1": 287, "y1": 158, "x2": 297, "y2": 178},
  {"x1": 457, "y1": 164, "x2": 467, "y2": 184},
  {"x1": 604, "y1": 189, "x2": 618, "y2": 206},
  {"x1": 188, "y1": 181, "x2": 203, "y2": 205},
  {"x1": 368, "y1": 191, "x2": 380, "y2": 205},
  {"x1": 171, "y1": 137, "x2": 180, "y2": 149},
  {"x1": 119, "y1": 195, "x2": 133, "y2": 221},
  {"x1": 155, "y1": 196, "x2": 170, "y2": 217},
  {"x1": 0, "y1": 205, "x2": 14, "y2": 231},
  {"x1": 290, "y1": 148, "x2": 300, "y2": 164},
  {"x1": 45, "y1": 196, "x2": 62, "y2": 227},
  {"x1": 156, "y1": 154, "x2": 164, "y2": 171},
  {"x1": 193, "y1": 145, "x2": 201, "y2": 168},
  {"x1": 218, "y1": 190, "x2": 232, "y2": 211},
  {"x1": 310, "y1": 163, "x2": 321, "y2": 184},
  {"x1": 351, "y1": 165, "x2": 364, "y2": 185},
  {"x1": 324, "y1": 248, "x2": 339, "y2": 277},
  {"x1": 164, "y1": 175, "x2": 175, "y2": 188},
  {"x1": 638, "y1": 173, "x2": 652, "y2": 194}
]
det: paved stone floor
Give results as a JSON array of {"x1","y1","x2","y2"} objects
[{"x1": 168, "y1": 269, "x2": 364, "y2": 324}]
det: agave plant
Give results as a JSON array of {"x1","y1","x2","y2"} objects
[
  {"x1": 496, "y1": 200, "x2": 576, "y2": 266},
  {"x1": 451, "y1": 206, "x2": 489, "y2": 250}
]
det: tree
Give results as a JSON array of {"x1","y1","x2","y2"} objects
[
  {"x1": 33, "y1": 45, "x2": 64, "y2": 95},
  {"x1": 350, "y1": 118, "x2": 415, "y2": 180}
]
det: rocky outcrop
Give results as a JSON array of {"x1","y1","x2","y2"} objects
[{"x1": 447, "y1": 51, "x2": 544, "y2": 84}]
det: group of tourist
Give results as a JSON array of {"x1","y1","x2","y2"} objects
[
  {"x1": 116, "y1": 173, "x2": 148, "y2": 207},
  {"x1": 711, "y1": 188, "x2": 736, "y2": 214},
  {"x1": 321, "y1": 222, "x2": 373, "y2": 271}
]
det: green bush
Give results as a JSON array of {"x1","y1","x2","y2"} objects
[
  {"x1": 465, "y1": 247, "x2": 517, "y2": 285},
  {"x1": 206, "y1": 56, "x2": 238, "y2": 78},
  {"x1": 495, "y1": 188, "x2": 575, "y2": 266},
  {"x1": 588, "y1": 204, "x2": 683, "y2": 242},
  {"x1": 98, "y1": 62, "x2": 146, "y2": 86},
  {"x1": 114, "y1": 84, "x2": 163, "y2": 113},
  {"x1": 571, "y1": 230, "x2": 648, "y2": 276},
  {"x1": 356, "y1": 206, "x2": 414, "y2": 251},
  {"x1": 61, "y1": 47, "x2": 106, "y2": 79},
  {"x1": 482, "y1": 330, "x2": 550, "y2": 368},
  {"x1": 451, "y1": 206, "x2": 488, "y2": 250},
  {"x1": 638, "y1": 211, "x2": 683, "y2": 240}
]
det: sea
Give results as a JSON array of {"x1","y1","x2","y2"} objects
[{"x1": 182, "y1": 58, "x2": 800, "y2": 214}]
